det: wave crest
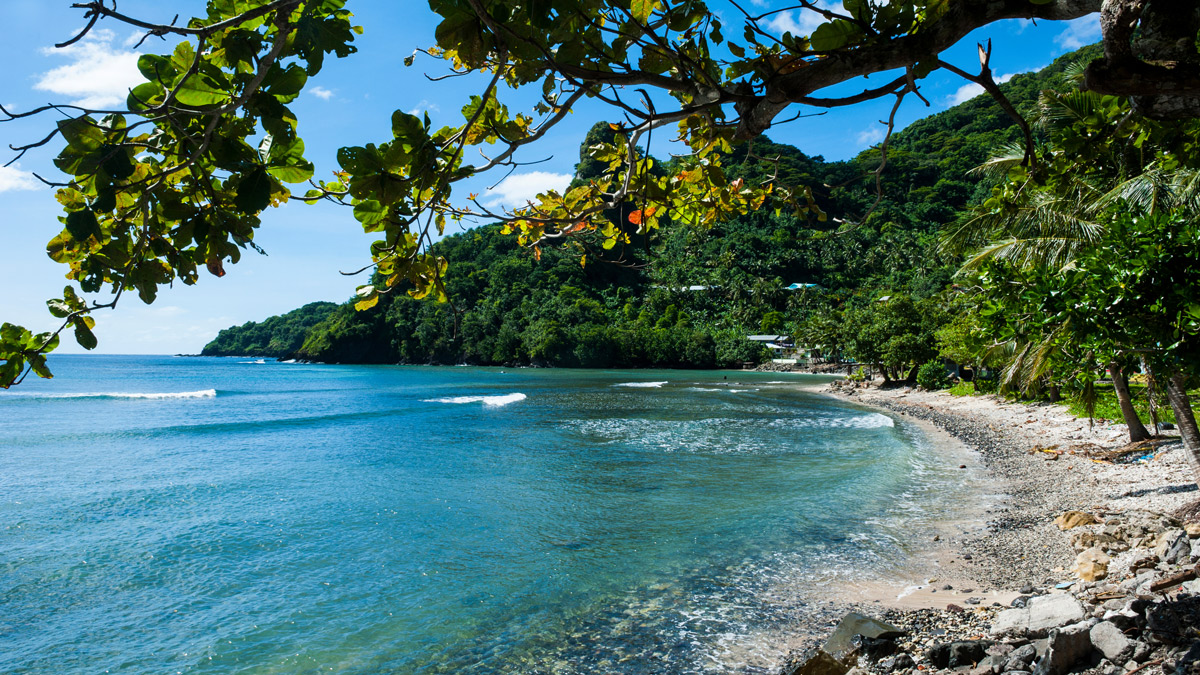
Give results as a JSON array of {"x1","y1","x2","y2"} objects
[
  {"x1": 9, "y1": 389, "x2": 218, "y2": 401},
  {"x1": 615, "y1": 381, "x2": 668, "y2": 388},
  {"x1": 426, "y1": 393, "x2": 527, "y2": 407}
]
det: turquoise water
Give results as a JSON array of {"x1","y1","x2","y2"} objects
[{"x1": 1, "y1": 356, "x2": 965, "y2": 674}]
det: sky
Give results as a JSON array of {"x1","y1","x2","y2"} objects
[{"x1": 0, "y1": 1, "x2": 1102, "y2": 355}]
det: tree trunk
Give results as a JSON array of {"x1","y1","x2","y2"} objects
[
  {"x1": 1164, "y1": 373, "x2": 1200, "y2": 488},
  {"x1": 1110, "y1": 362, "x2": 1152, "y2": 442},
  {"x1": 1142, "y1": 357, "x2": 1161, "y2": 431},
  {"x1": 905, "y1": 364, "x2": 920, "y2": 383}
]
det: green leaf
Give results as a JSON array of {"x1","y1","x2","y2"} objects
[
  {"x1": 233, "y1": 167, "x2": 273, "y2": 212},
  {"x1": 354, "y1": 285, "x2": 379, "y2": 311},
  {"x1": 267, "y1": 63, "x2": 308, "y2": 101},
  {"x1": 100, "y1": 145, "x2": 136, "y2": 181},
  {"x1": 353, "y1": 200, "x2": 387, "y2": 229},
  {"x1": 64, "y1": 209, "x2": 102, "y2": 242},
  {"x1": 73, "y1": 319, "x2": 98, "y2": 350},
  {"x1": 173, "y1": 73, "x2": 231, "y2": 107},
  {"x1": 137, "y1": 54, "x2": 177, "y2": 83},
  {"x1": 127, "y1": 82, "x2": 164, "y2": 110},
  {"x1": 391, "y1": 111, "x2": 424, "y2": 142},
  {"x1": 809, "y1": 20, "x2": 862, "y2": 51},
  {"x1": 630, "y1": 0, "x2": 659, "y2": 22},
  {"x1": 57, "y1": 117, "x2": 104, "y2": 151}
]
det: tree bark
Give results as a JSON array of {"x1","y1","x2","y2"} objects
[
  {"x1": 1164, "y1": 373, "x2": 1200, "y2": 487},
  {"x1": 1110, "y1": 362, "x2": 1152, "y2": 442}
]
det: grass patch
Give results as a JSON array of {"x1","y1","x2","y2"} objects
[
  {"x1": 1063, "y1": 383, "x2": 1177, "y2": 425},
  {"x1": 948, "y1": 381, "x2": 977, "y2": 397}
]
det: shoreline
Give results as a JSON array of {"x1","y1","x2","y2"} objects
[{"x1": 773, "y1": 381, "x2": 1200, "y2": 675}]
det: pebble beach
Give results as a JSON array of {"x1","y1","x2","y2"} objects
[{"x1": 777, "y1": 381, "x2": 1200, "y2": 675}]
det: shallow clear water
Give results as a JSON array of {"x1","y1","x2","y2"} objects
[{"x1": 1, "y1": 356, "x2": 966, "y2": 674}]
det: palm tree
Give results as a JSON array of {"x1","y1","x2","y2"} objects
[{"x1": 941, "y1": 84, "x2": 1200, "y2": 447}]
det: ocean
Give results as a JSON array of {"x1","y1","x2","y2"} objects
[{"x1": 0, "y1": 355, "x2": 975, "y2": 673}]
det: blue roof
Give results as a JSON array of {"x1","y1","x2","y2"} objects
[{"x1": 785, "y1": 283, "x2": 822, "y2": 291}]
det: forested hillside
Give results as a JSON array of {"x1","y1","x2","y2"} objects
[{"x1": 203, "y1": 46, "x2": 1099, "y2": 369}]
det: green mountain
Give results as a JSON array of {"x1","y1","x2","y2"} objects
[{"x1": 202, "y1": 46, "x2": 1100, "y2": 366}]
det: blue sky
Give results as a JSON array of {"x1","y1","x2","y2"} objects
[{"x1": 0, "y1": 1, "x2": 1101, "y2": 354}]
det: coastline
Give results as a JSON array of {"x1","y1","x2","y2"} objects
[{"x1": 773, "y1": 380, "x2": 1200, "y2": 675}]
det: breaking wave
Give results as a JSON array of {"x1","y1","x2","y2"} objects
[
  {"x1": 426, "y1": 393, "x2": 527, "y2": 407},
  {"x1": 615, "y1": 381, "x2": 668, "y2": 388},
  {"x1": 9, "y1": 389, "x2": 219, "y2": 401}
]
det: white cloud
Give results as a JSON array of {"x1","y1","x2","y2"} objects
[
  {"x1": 484, "y1": 171, "x2": 573, "y2": 209},
  {"x1": 944, "y1": 70, "x2": 1028, "y2": 105},
  {"x1": 856, "y1": 126, "x2": 885, "y2": 148},
  {"x1": 764, "y1": 1, "x2": 837, "y2": 36},
  {"x1": 0, "y1": 164, "x2": 40, "y2": 192},
  {"x1": 1055, "y1": 16, "x2": 1101, "y2": 51},
  {"x1": 948, "y1": 82, "x2": 985, "y2": 105},
  {"x1": 408, "y1": 99, "x2": 440, "y2": 116},
  {"x1": 35, "y1": 29, "x2": 143, "y2": 109},
  {"x1": 309, "y1": 86, "x2": 334, "y2": 100}
]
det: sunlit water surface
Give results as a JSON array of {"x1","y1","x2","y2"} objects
[{"x1": 1, "y1": 356, "x2": 970, "y2": 673}]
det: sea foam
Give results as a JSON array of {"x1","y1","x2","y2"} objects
[
  {"x1": 12, "y1": 389, "x2": 218, "y2": 400},
  {"x1": 426, "y1": 393, "x2": 527, "y2": 407},
  {"x1": 615, "y1": 381, "x2": 668, "y2": 388}
]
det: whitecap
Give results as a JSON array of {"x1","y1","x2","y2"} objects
[
  {"x1": 685, "y1": 387, "x2": 721, "y2": 392},
  {"x1": 615, "y1": 381, "x2": 668, "y2": 388},
  {"x1": 425, "y1": 393, "x2": 527, "y2": 407},
  {"x1": 239, "y1": 359, "x2": 266, "y2": 364},
  {"x1": 12, "y1": 389, "x2": 218, "y2": 400},
  {"x1": 767, "y1": 412, "x2": 894, "y2": 429}
]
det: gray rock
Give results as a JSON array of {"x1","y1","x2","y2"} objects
[
  {"x1": 822, "y1": 613, "x2": 904, "y2": 662},
  {"x1": 1130, "y1": 640, "x2": 1151, "y2": 663},
  {"x1": 1089, "y1": 621, "x2": 1133, "y2": 663},
  {"x1": 992, "y1": 594, "x2": 1087, "y2": 638},
  {"x1": 783, "y1": 649, "x2": 850, "y2": 675},
  {"x1": 928, "y1": 640, "x2": 993, "y2": 669},
  {"x1": 1032, "y1": 622, "x2": 1095, "y2": 675},
  {"x1": 988, "y1": 644, "x2": 1016, "y2": 660},
  {"x1": 1006, "y1": 643, "x2": 1038, "y2": 669},
  {"x1": 879, "y1": 653, "x2": 915, "y2": 672}
]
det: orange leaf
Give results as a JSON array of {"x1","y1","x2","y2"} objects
[
  {"x1": 532, "y1": 246, "x2": 542, "y2": 261},
  {"x1": 206, "y1": 257, "x2": 226, "y2": 278},
  {"x1": 628, "y1": 209, "x2": 644, "y2": 225}
]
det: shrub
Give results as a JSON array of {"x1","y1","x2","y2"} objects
[
  {"x1": 948, "y1": 381, "x2": 975, "y2": 396},
  {"x1": 916, "y1": 360, "x2": 950, "y2": 390}
]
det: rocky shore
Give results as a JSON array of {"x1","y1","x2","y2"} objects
[{"x1": 780, "y1": 382, "x2": 1200, "y2": 675}]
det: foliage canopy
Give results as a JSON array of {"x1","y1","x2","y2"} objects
[{"x1": 3, "y1": 0, "x2": 1200, "y2": 386}]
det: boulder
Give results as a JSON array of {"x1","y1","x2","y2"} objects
[
  {"x1": 1073, "y1": 547, "x2": 1111, "y2": 582},
  {"x1": 992, "y1": 594, "x2": 1087, "y2": 638},
  {"x1": 1032, "y1": 622, "x2": 1095, "y2": 675},
  {"x1": 1186, "y1": 523, "x2": 1200, "y2": 538},
  {"x1": 822, "y1": 612, "x2": 904, "y2": 662},
  {"x1": 1153, "y1": 529, "x2": 1189, "y2": 563},
  {"x1": 1089, "y1": 621, "x2": 1133, "y2": 663},
  {"x1": 783, "y1": 649, "x2": 850, "y2": 675},
  {"x1": 927, "y1": 640, "x2": 993, "y2": 669},
  {"x1": 1004, "y1": 643, "x2": 1038, "y2": 671},
  {"x1": 1056, "y1": 511, "x2": 1101, "y2": 530},
  {"x1": 1070, "y1": 530, "x2": 1119, "y2": 553},
  {"x1": 878, "y1": 653, "x2": 914, "y2": 672},
  {"x1": 849, "y1": 633, "x2": 897, "y2": 661}
]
